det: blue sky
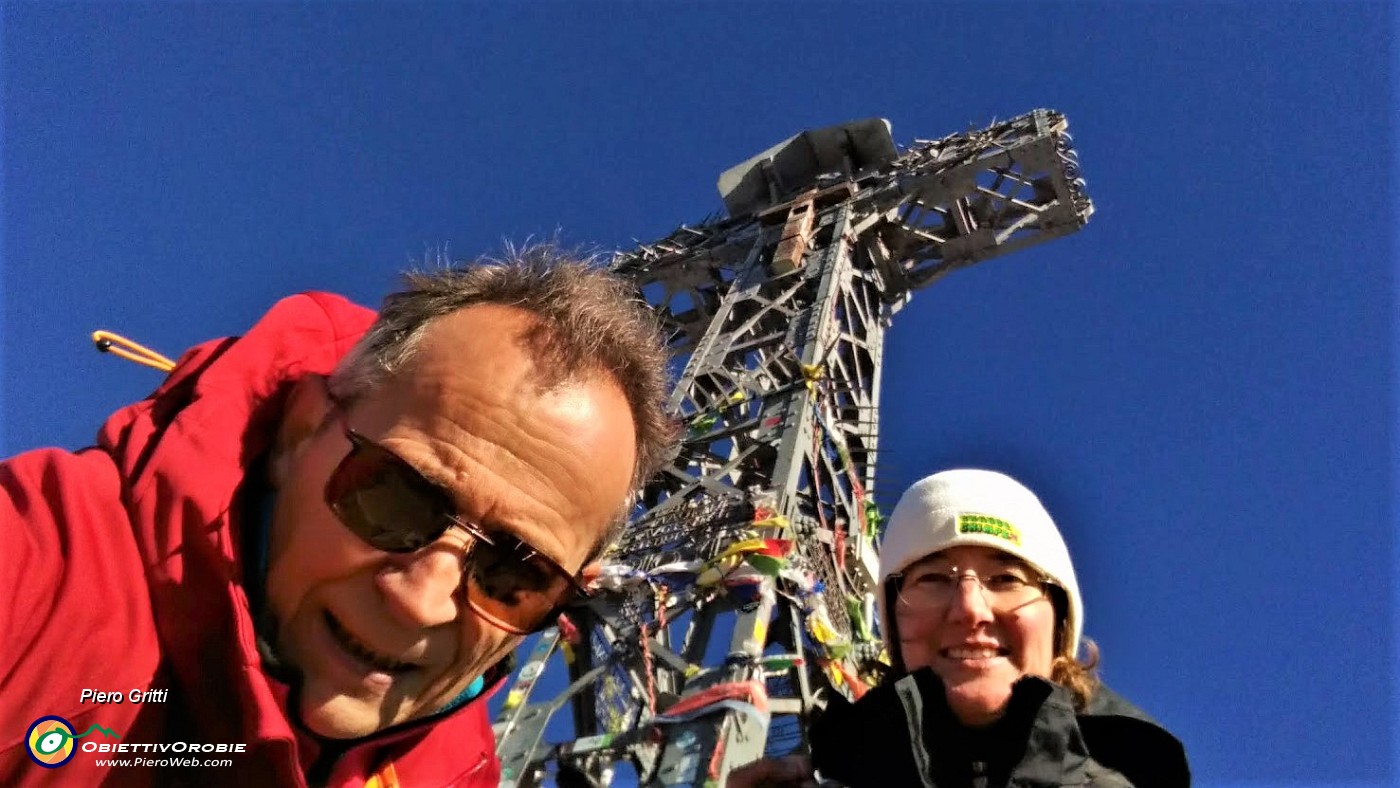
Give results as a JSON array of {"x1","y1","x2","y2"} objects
[{"x1": 2, "y1": 2, "x2": 1394, "y2": 785}]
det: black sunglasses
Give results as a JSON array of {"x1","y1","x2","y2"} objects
[{"x1": 323, "y1": 418, "x2": 590, "y2": 635}]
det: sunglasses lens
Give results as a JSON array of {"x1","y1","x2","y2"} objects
[
  {"x1": 326, "y1": 440, "x2": 448, "y2": 553},
  {"x1": 464, "y1": 535, "x2": 575, "y2": 632}
]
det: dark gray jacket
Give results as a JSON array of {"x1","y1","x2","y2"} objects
[{"x1": 809, "y1": 669, "x2": 1189, "y2": 788}]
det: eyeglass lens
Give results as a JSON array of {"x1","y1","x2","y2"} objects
[{"x1": 897, "y1": 564, "x2": 1044, "y2": 610}]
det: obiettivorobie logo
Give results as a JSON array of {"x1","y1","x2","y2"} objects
[
  {"x1": 24, "y1": 714, "x2": 248, "y2": 770},
  {"x1": 25, "y1": 716, "x2": 120, "y2": 768}
]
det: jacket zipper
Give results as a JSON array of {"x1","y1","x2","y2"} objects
[{"x1": 972, "y1": 759, "x2": 989, "y2": 788}]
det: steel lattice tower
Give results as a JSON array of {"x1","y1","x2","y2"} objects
[{"x1": 494, "y1": 110, "x2": 1093, "y2": 787}]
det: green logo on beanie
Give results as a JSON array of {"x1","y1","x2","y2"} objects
[{"x1": 956, "y1": 513, "x2": 1021, "y2": 545}]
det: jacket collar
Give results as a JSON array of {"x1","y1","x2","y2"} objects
[
  {"x1": 898, "y1": 671, "x2": 1094, "y2": 787},
  {"x1": 897, "y1": 670, "x2": 1188, "y2": 788}
]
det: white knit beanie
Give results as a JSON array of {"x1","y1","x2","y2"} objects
[{"x1": 877, "y1": 469, "x2": 1083, "y2": 660}]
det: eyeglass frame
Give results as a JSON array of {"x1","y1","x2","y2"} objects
[{"x1": 887, "y1": 562, "x2": 1057, "y2": 612}]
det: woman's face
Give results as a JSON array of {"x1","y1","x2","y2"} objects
[{"x1": 893, "y1": 545, "x2": 1058, "y2": 727}]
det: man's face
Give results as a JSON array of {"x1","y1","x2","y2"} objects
[{"x1": 265, "y1": 304, "x2": 638, "y2": 738}]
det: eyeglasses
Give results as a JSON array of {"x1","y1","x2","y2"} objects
[
  {"x1": 890, "y1": 564, "x2": 1052, "y2": 612},
  {"x1": 323, "y1": 419, "x2": 590, "y2": 635}
]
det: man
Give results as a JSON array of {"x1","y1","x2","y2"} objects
[{"x1": 0, "y1": 249, "x2": 678, "y2": 786}]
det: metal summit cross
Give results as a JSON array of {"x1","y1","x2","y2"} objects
[{"x1": 494, "y1": 109, "x2": 1094, "y2": 787}]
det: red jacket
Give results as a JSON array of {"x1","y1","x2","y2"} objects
[{"x1": 1, "y1": 293, "x2": 502, "y2": 787}]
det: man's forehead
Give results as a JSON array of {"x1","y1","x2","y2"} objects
[
  {"x1": 393, "y1": 309, "x2": 542, "y2": 392},
  {"x1": 408, "y1": 304, "x2": 599, "y2": 393}
]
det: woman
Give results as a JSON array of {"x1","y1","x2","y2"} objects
[{"x1": 735, "y1": 469, "x2": 1189, "y2": 787}]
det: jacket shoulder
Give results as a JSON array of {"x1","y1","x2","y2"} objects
[
  {"x1": 808, "y1": 677, "x2": 933, "y2": 787},
  {"x1": 1079, "y1": 685, "x2": 1190, "y2": 788}
]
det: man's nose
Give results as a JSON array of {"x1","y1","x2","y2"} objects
[{"x1": 374, "y1": 542, "x2": 467, "y2": 629}]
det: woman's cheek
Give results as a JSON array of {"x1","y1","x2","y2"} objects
[{"x1": 895, "y1": 608, "x2": 940, "y2": 670}]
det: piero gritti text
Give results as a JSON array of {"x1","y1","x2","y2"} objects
[{"x1": 80, "y1": 688, "x2": 170, "y2": 704}]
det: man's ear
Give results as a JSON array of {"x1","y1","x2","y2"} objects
[{"x1": 269, "y1": 373, "x2": 335, "y2": 489}]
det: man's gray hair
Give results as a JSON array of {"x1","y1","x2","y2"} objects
[{"x1": 328, "y1": 246, "x2": 679, "y2": 556}]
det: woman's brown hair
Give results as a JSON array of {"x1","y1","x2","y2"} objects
[{"x1": 1048, "y1": 585, "x2": 1100, "y2": 709}]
